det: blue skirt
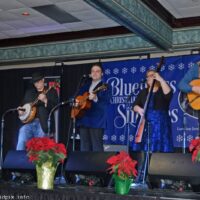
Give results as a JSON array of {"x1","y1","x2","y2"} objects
[{"x1": 132, "y1": 110, "x2": 174, "y2": 152}]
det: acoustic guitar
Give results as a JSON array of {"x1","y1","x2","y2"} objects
[
  {"x1": 71, "y1": 83, "x2": 108, "y2": 118},
  {"x1": 19, "y1": 83, "x2": 58, "y2": 124},
  {"x1": 187, "y1": 79, "x2": 200, "y2": 110}
]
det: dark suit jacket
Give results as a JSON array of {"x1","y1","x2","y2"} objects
[{"x1": 76, "y1": 80, "x2": 110, "y2": 129}]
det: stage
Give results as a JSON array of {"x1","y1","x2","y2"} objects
[{"x1": 0, "y1": 182, "x2": 200, "y2": 200}]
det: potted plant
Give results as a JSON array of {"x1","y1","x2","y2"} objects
[
  {"x1": 26, "y1": 137, "x2": 67, "y2": 190},
  {"x1": 106, "y1": 151, "x2": 137, "y2": 195},
  {"x1": 189, "y1": 138, "x2": 200, "y2": 162}
]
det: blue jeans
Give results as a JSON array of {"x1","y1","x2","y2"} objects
[{"x1": 16, "y1": 119, "x2": 45, "y2": 150}]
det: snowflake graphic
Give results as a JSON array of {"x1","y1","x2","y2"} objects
[
  {"x1": 111, "y1": 135, "x2": 117, "y2": 141},
  {"x1": 119, "y1": 135, "x2": 125, "y2": 142},
  {"x1": 160, "y1": 65, "x2": 165, "y2": 71},
  {"x1": 122, "y1": 67, "x2": 128, "y2": 74},
  {"x1": 149, "y1": 65, "x2": 155, "y2": 70},
  {"x1": 129, "y1": 135, "x2": 134, "y2": 142},
  {"x1": 131, "y1": 67, "x2": 137, "y2": 74},
  {"x1": 176, "y1": 135, "x2": 183, "y2": 142},
  {"x1": 140, "y1": 66, "x2": 146, "y2": 73},
  {"x1": 113, "y1": 68, "x2": 119, "y2": 75},
  {"x1": 103, "y1": 134, "x2": 108, "y2": 141},
  {"x1": 188, "y1": 62, "x2": 194, "y2": 68},
  {"x1": 105, "y1": 69, "x2": 111, "y2": 75},
  {"x1": 178, "y1": 63, "x2": 184, "y2": 70},
  {"x1": 187, "y1": 135, "x2": 193, "y2": 142},
  {"x1": 168, "y1": 64, "x2": 175, "y2": 71}
]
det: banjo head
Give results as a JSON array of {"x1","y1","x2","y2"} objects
[{"x1": 19, "y1": 103, "x2": 32, "y2": 121}]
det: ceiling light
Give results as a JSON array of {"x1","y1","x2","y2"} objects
[{"x1": 22, "y1": 12, "x2": 30, "y2": 16}]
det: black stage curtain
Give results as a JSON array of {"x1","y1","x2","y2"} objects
[
  {"x1": 0, "y1": 63, "x2": 91, "y2": 158},
  {"x1": 0, "y1": 68, "x2": 25, "y2": 157},
  {"x1": 59, "y1": 63, "x2": 90, "y2": 150}
]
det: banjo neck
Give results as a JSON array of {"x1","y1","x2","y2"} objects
[{"x1": 31, "y1": 86, "x2": 53, "y2": 107}]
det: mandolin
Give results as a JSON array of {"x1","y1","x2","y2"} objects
[
  {"x1": 71, "y1": 83, "x2": 108, "y2": 118},
  {"x1": 187, "y1": 79, "x2": 200, "y2": 110}
]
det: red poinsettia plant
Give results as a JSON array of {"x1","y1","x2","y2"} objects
[
  {"x1": 106, "y1": 151, "x2": 137, "y2": 180},
  {"x1": 26, "y1": 137, "x2": 67, "y2": 167},
  {"x1": 189, "y1": 138, "x2": 200, "y2": 162}
]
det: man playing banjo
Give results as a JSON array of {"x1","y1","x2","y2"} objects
[{"x1": 16, "y1": 72, "x2": 58, "y2": 150}]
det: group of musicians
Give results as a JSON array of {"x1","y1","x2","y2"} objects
[{"x1": 15, "y1": 61, "x2": 200, "y2": 183}]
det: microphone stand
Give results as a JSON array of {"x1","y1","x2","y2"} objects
[
  {"x1": 70, "y1": 75, "x2": 87, "y2": 151},
  {"x1": 47, "y1": 100, "x2": 71, "y2": 185},
  {"x1": 125, "y1": 93, "x2": 134, "y2": 153},
  {"x1": 0, "y1": 108, "x2": 18, "y2": 172},
  {"x1": 47, "y1": 100, "x2": 72, "y2": 137},
  {"x1": 71, "y1": 107, "x2": 76, "y2": 152},
  {"x1": 182, "y1": 97, "x2": 188, "y2": 154},
  {"x1": 125, "y1": 95, "x2": 133, "y2": 153}
]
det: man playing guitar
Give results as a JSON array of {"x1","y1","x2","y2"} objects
[
  {"x1": 74, "y1": 63, "x2": 110, "y2": 152},
  {"x1": 179, "y1": 61, "x2": 200, "y2": 95},
  {"x1": 16, "y1": 72, "x2": 58, "y2": 150},
  {"x1": 178, "y1": 61, "x2": 200, "y2": 136}
]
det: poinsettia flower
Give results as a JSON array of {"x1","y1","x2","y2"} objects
[
  {"x1": 29, "y1": 155, "x2": 38, "y2": 161},
  {"x1": 106, "y1": 151, "x2": 137, "y2": 180},
  {"x1": 192, "y1": 150, "x2": 198, "y2": 161},
  {"x1": 189, "y1": 139, "x2": 200, "y2": 151},
  {"x1": 54, "y1": 143, "x2": 67, "y2": 155},
  {"x1": 189, "y1": 138, "x2": 200, "y2": 163},
  {"x1": 107, "y1": 155, "x2": 119, "y2": 165},
  {"x1": 26, "y1": 137, "x2": 67, "y2": 167}
]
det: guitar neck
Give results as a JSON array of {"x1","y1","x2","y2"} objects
[
  {"x1": 79, "y1": 84, "x2": 107, "y2": 103},
  {"x1": 93, "y1": 84, "x2": 107, "y2": 94}
]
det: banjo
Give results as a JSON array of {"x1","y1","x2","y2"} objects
[{"x1": 19, "y1": 84, "x2": 56, "y2": 124}]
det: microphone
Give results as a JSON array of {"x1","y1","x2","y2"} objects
[
  {"x1": 82, "y1": 74, "x2": 91, "y2": 79},
  {"x1": 60, "y1": 100, "x2": 71, "y2": 105}
]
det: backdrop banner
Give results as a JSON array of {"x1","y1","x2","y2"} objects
[{"x1": 102, "y1": 54, "x2": 200, "y2": 148}]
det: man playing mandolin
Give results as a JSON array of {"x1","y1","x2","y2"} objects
[
  {"x1": 74, "y1": 63, "x2": 109, "y2": 152},
  {"x1": 16, "y1": 72, "x2": 58, "y2": 150}
]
